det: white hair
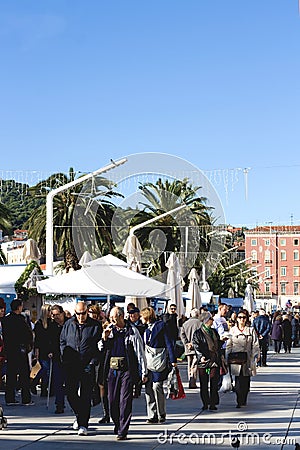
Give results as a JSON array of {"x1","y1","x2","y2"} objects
[{"x1": 190, "y1": 308, "x2": 200, "y2": 318}]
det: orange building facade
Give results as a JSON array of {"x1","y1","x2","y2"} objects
[{"x1": 244, "y1": 226, "x2": 300, "y2": 309}]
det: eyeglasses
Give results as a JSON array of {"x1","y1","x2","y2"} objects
[
  {"x1": 52, "y1": 313, "x2": 62, "y2": 317},
  {"x1": 75, "y1": 311, "x2": 87, "y2": 316},
  {"x1": 170, "y1": 308, "x2": 177, "y2": 311},
  {"x1": 238, "y1": 316, "x2": 247, "y2": 319}
]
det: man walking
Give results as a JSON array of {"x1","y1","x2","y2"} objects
[
  {"x1": 181, "y1": 308, "x2": 202, "y2": 388},
  {"x1": 101, "y1": 306, "x2": 147, "y2": 440},
  {"x1": 253, "y1": 309, "x2": 271, "y2": 367},
  {"x1": 2, "y1": 299, "x2": 34, "y2": 406},
  {"x1": 60, "y1": 301, "x2": 101, "y2": 436}
]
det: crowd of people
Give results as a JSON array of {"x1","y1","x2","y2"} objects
[{"x1": 0, "y1": 296, "x2": 299, "y2": 440}]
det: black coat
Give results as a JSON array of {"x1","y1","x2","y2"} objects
[
  {"x1": 192, "y1": 325, "x2": 222, "y2": 366},
  {"x1": 2, "y1": 312, "x2": 33, "y2": 357},
  {"x1": 60, "y1": 316, "x2": 102, "y2": 369}
]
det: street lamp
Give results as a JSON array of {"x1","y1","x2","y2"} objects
[{"x1": 45, "y1": 158, "x2": 127, "y2": 275}]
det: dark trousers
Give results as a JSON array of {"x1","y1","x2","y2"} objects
[
  {"x1": 52, "y1": 361, "x2": 65, "y2": 408},
  {"x1": 199, "y1": 367, "x2": 219, "y2": 408},
  {"x1": 235, "y1": 374, "x2": 250, "y2": 406},
  {"x1": 258, "y1": 339, "x2": 268, "y2": 365},
  {"x1": 5, "y1": 351, "x2": 31, "y2": 404},
  {"x1": 65, "y1": 365, "x2": 94, "y2": 428},
  {"x1": 108, "y1": 368, "x2": 133, "y2": 437},
  {"x1": 273, "y1": 340, "x2": 282, "y2": 353}
]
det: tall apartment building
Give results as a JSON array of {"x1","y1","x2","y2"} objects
[{"x1": 244, "y1": 226, "x2": 300, "y2": 310}]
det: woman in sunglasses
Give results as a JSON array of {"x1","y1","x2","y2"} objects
[{"x1": 226, "y1": 309, "x2": 260, "y2": 408}]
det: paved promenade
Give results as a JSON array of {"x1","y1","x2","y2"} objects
[{"x1": 0, "y1": 347, "x2": 300, "y2": 449}]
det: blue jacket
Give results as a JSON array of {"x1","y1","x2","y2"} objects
[
  {"x1": 60, "y1": 316, "x2": 101, "y2": 369},
  {"x1": 253, "y1": 315, "x2": 271, "y2": 340},
  {"x1": 144, "y1": 320, "x2": 176, "y2": 382}
]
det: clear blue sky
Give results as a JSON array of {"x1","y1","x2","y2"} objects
[{"x1": 1, "y1": 0, "x2": 300, "y2": 228}]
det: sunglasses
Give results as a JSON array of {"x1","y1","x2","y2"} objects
[
  {"x1": 75, "y1": 311, "x2": 87, "y2": 316},
  {"x1": 238, "y1": 316, "x2": 247, "y2": 319}
]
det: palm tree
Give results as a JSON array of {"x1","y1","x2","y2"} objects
[
  {"x1": 115, "y1": 177, "x2": 214, "y2": 280},
  {"x1": 25, "y1": 168, "x2": 122, "y2": 269}
]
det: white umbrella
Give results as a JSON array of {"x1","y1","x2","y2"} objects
[
  {"x1": 22, "y1": 238, "x2": 41, "y2": 264},
  {"x1": 188, "y1": 268, "x2": 202, "y2": 310},
  {"x1": 122, "y1": 235, "x2": 147, "y2": 310},
  {"x1": 166, "y1": 252, "x2": 185, "y2": 318},
  {"x1": 243, "y1": 283, "x2": 255, "y2": 313},
  {"x1": 122, "y1": 235, "x2": 142, "y2": 272},
  {"x1": 79, "y1": 251, "x2": 93, "y2": 266}
]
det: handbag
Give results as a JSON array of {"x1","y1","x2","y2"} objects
[
  {"x1": 228, "y1": 351, "x2": 247, "y2": 365},
  {"x1": 145, "y1": 345, "x2": 167, "y2": 372},
  {"x1": 169, "y1": 367, "x2": 186, "y2": 400}
]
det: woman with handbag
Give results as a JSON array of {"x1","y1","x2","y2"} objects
[
  {"x1": 140, "y1": 307, "x2": 176, "y2": 424},
  {"x1": 192, "y1": 312, "x2": 222, "y2": 411},
  {"x1": 226, "y1": 309, "x2": 260, "y2": 408}
]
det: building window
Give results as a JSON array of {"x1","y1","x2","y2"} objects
[
  {"x1": 265, "y1": 239, "x2": 270, "y2": 246},
  {"x1": 280, "y1": 239, "x2": 286, "y2": 246},
  {"x1": 281, "y1": 283, "x2": 286, "y2": 295},
  {"x1": 251, "y1": 239, "x2": 257, "y2": 246},
  {"x1": 294, "y1": 267, "x2": 299, "y2": 277},
  {"x1": 294, "y1": 250, "x2": 299, "y2": 261},
  {"x1": 265, "y1": 250, "x2": 271, "y2": 262},
  {"x1": 281, "y1": 251, "x2": 287, "y2": 261},
  {"x1": 281, "y1": 267, "x2": 286, "y2": 276},
  {"x1": 265, "y1": 282, "x2": 271, "y2": 293},
  {"x1": 251, "y1": 250, "x2": 257, "y2": 262},
  {"x1": 294, "y1": 239, "x2": 299, "y2": 246},
  {"x1": 265, "y1": 267, "x2": 271, "y2": 278},
  {"x1": 294, "y1": 282, "x2": 299, "y2": 295}
]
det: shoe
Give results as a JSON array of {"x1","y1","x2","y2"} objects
[
  {"x1": 146, "y1": 417, "x2": 158, "y2": 424},
  {"x1": 159, "y1": 417, "x2": 166, "y2": 423},
  {"x1": 188, "y1": 384, "x2": 198, "y2": 389},
  {"x1": 78, "y1": 427, "x2": 88, "y2": 436},
  {"x1": 22, "y1": 401, "x2": 35, "y2": 406},
  {"x1": 236, "y1": 404, "x2": 241, "y2": 408},
  {"x1": 6, "y1": 401, "x2": 19, "y2": 406},
  {"x1": 201, "y1": 405, "x2": 208, "y2": 411},
  {"x1": 55, "y1": 406, "x2": 64, "y2": 414},
  {"x1": 98, "y1": 416, "x2": 110, "y2": 424},
  {"x1": 73, "y1": 420, "x2": 79, "y2": 430},
  {"x1": 209, "y1": 405, "x2": 217, "y2": 411},
  {"x1": 116, "y1": 435, "x2": 127, "y2": 440},
  {"x1": 262, "y1": 364, "x2": 268, "y2": 367}
]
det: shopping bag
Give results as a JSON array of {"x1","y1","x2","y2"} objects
[
  {"x1": 219, "y1": 371, "x2": 232, "y2": 393},
  {"x1": 169, "y1": 367, "x2": 186, "y2": 400}
]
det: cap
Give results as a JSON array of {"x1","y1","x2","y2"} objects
[{"x1": 128, "y1": 307, "x2": 140, "y2": 314}]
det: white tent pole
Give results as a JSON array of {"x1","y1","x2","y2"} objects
[{"x1": 45, "y1": 158, "x2": 127, "y2": 275}]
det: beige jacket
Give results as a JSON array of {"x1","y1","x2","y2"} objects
[{"x1": 226, "y1": 325, "x2": 260, "y2": 376}]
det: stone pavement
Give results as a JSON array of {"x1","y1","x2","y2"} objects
[{"x1": 0, "y1": 347, "x2": 300, "y2": 449}]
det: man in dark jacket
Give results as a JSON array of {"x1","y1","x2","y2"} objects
[
  {"x1": 253, "y1": 309, "x2": 271, "y2": 367},
  {"x1": 60, "y1": 301, "x2": 101, "y2": 436},
  {"x1": 162, "y1": 304, "x2": 179, "y2": 349},
  {"x1": 2, "y1": 298, "x2": 34, "y2": 406}
]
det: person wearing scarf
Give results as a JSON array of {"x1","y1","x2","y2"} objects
[{"x1": 192, "y1": 312, "x2": 222, "y2": 411}]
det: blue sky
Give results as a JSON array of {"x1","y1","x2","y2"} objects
[{"x1": 0, "y1": 0, "x2": 300, "y2": 228}]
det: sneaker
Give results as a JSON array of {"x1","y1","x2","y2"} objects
[
  {"x1": 22, "y1": 401, "x2": 35, "y2": 406},
  {"x1": 116, "y1": 435, "x2": 127, "y2": 440},
  {"x1": 73, "y1": 420, "x2": 79, "y2": 430},
  {"x1": 6, "y1": 401, "x2": 19, "y2": 406},
  {"x1": 78, "y1": 427, "x2": 88, "y2": 436}
]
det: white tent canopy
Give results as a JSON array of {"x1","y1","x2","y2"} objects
[
  {"x1": 0, "y1": 264, "x2": 27, "y2": 294},
  {"x1": 36, "y1": 254, "x2": 167, "y2": 298}
]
